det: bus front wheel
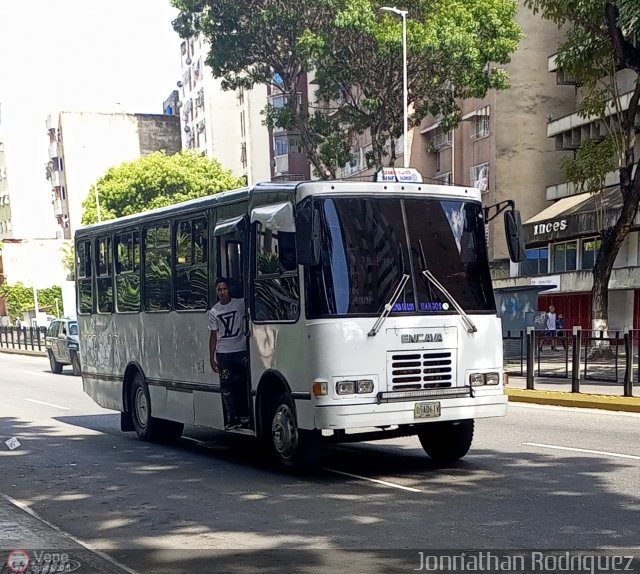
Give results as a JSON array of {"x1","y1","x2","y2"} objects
[
  {"x1": 130, "y1": 373, "x2": 183, "y2": 442},
  {"x1": 269, "y1": 392, "x2": 320, "y2": 471},
  {"x1": 417, "y1": 419, "x2": 474, "y2": 464}
]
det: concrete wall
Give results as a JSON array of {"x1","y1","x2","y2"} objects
[
  {"x1": 136, "y1": 114, "x2": 181, "y2": 156},
  {"x1": 608, "y1": 289, "x2": 634, "y2": 331},
  {"x1": 491, "y1": 9, "x2": 575, "y2": 264}
]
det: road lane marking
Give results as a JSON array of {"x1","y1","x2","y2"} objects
[
  {"x1": 0, "y1": 492, "x2": 139, "y2": 574},
  {"x1": 324, "y1": 468, "x2": 423, "y2": 492},
  {"x1": 24, "y1": 398, "x2": 70, "y2": 410},
  {"x1": 525, "y1": 442, "x2": 640, "y2": 461}
]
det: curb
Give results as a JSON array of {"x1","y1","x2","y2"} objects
[
  {"x1": 0, "y1": 348, "x2": 46, "y2": 357},
  {"x1": 506, "y1": 388, "x2": 640, "y2": 413}
]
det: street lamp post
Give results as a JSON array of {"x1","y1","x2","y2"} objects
[{"x1": 380, "y1": 6, "x2": 409, "y2": 168}]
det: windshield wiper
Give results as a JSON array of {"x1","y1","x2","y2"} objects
[
  {"x1": 421, "y1": 269, "x2": 477, "y2": 334},
  {"x1": 367, "y1": 274, "x2": 410, "y2": 337}
]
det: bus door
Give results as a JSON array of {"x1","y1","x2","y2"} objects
[
  {"x1": 213, "y1": 215, "x2": 253, "y2": 428},
  {"x1": 248, "y1": 202, "x2": 299, "y2": 388}
]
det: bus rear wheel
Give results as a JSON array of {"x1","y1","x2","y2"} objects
[
  {"x1": 269, "y1": 392, "x2": 320, "y2": 471},
  {"x1": 130, "y1": 373, "x2": 183, "y2": 442},
  {"x1": 417, "y1": 419, "x2": 474, "y2": 464}
]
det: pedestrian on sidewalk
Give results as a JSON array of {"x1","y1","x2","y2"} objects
[
  {"x1": 540, "y1": 304, "x2": 557, "y2": 351},
  {"x1": 556, "y1": 313, "x2": 567, "y2": 350}
]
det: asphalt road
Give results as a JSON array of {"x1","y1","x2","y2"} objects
[{"x1": 1, "y1": 353, "x2": 640, "y2": 573}]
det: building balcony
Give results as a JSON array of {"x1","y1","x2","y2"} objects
[
  {"x1": 52, "y1": 197, "x2": 66, "y2": 217},
  {"x1": 48, "y1": 141, "x2": 61, "y2": 159},
  {"x1": 50, "y1": 171, "x2": 63, "y2": 187},
  {"x1": 274, "y1": 154, "x2": 289, "y2": 174}
]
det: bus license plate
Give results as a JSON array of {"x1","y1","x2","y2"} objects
[{"x1": 414, "y1": 401, "x2": 441, "y2": 419}]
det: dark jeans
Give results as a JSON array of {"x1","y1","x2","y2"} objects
[{"x1": 218, "y1": 351, "x2": 248, "y2": 423}]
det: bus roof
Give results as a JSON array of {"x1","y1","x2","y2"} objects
[{"x1": 74, "y1": 179, "x2": 481, "y2": 238}]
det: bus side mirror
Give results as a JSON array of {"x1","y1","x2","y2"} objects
[
  {"x1": 504, "y1": 209, "x2": 526, "y2": 263},
  {"x1": 295, "y1": 206, "x2": 320, "y2": 266}
]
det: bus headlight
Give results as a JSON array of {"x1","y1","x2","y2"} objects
[
  {"x1": 336, "y1": 381, "x2": 356, "y2": 395},
  {"x1": 335, "y1": 379, "x2": 375, "y2": 395},
  {"x1": 469, "y1": 373, "x2": 485, "y2": 386},
  {"x1": 469, "y1": 372, "x2": 501, "y2": 386},
  {"x1": 356, "y1": 379, "x2": 374, "y2": 394},
  {"x1": 485, "y1": 372, "x2": 500, "y2": 385}
]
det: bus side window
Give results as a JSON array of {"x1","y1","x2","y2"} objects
[
  {"x1": 76, "y1": 240, "x2": 93, "y2": 314},
  {"x1": 114, "y1": 230, "x2": 141, "y2": 312},
  {"x1": 96, "y1": 236, "x2": 114, "y2": 313},
  {"x1": 253, "y1": 222, "x2": 299, "y2": 322}
]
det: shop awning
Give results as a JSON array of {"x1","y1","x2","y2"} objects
[{"x1": 523, "y1": 187, "x2": 625, "y2": 246}]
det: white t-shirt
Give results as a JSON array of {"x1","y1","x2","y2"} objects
[
  {"x1": 208, "y1": 298, "x2": 246, "y2": 353},
  {"x1": 546, "y1": 311, "x2": 557, "y2": 331}
]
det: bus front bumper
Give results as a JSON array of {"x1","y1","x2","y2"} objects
[{"x1": 313, "y1": 392, "x2": 508, "y2": 431}]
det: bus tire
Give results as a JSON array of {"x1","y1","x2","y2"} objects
[
  {"x1": 130, "y1": 372, "x2": 184, "y2": 442},
  {"x1": 269, "y1": 392, "x2": 320, "y2": 472},
  {"x1": 48, "y1": 350, "x2": 63, "y2": 374},
  {"x1": 70, "y1": 351, "x2": 82, "y2": 376},
  {"x1": 417, "y1": 419, "x2": 474, "y2": 464}
]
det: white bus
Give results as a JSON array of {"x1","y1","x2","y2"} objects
[{"x1": 75, "y1": 175, "x2": 524, "y2": 469}]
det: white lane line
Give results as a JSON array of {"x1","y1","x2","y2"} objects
[
  {"x1": 0, "y1": 492, "x2": 139, "y2": 574},
  {"x1": 324, "y1": 468, "x2": 423, "y2": 492},
  {"x1": 24, "y1": 398, "x2": 70, "y2": 410},
  {"x1": 525, "y1": 442, "x2": 640, "y2": 461}
]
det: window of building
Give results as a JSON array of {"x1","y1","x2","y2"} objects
[
  {"x1": 96, "y1": 236, "x2": 113, "y2": 313},
  {"x1": 520, "y1": 248, "x2": 549, "y2": 276},
  {"x1": 471, "y1": 107, "x2": 491, "y2": 139},
  {"x1": 581, "y1": 237, "x2": 601, "y2": 270},
  {"x1": 174, "y1": 218, "x2": 208, "y2": 311},
  {"x1": 470, "y1": 163, "x2": 489, "y2": 192},
  {"x1": 552, "y1": 240, "x2": 577, "y2": 272},
  {"x1": 253, "y1": 222, "x2": 299, "y2": 322},
  {"x1": 114, "y1": 230, "x2": 141, "y2": 312},
  {"x1": 144, "y1": 224, "x2": 172, "y2": 311},
  {"x1": 274, "y1": 135, "x2": 288, "y2": 156}
]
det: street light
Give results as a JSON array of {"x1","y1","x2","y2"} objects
[{"x1": 380, "y1": 6, "x2": 409, "y2": 168}]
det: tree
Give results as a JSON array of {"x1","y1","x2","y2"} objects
[
  {"x1": 0, "y1": 283, "x2": 63, "y2": 323},
  {"x1": 524, "y1": 0, "x2": 640, "y2": 338},
  {"x1": 172, "y1": 0, "x2": 522, "y2": 175},
  {"x1": 301, "y1": 0, "x2": 522, "y2": 169},
  {"x1": 81, "y1": 151, "x2": 246, "y2": 225}
]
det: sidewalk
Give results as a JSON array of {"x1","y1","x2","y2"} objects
[
  {"x1": 506, "y1": 375, "x2": 640, "y2": 413},
  {"x1": 0, "y1": 493, "x2": 134, "y2": 573}
]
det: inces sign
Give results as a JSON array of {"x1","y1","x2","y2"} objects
[{"x1": 533, "y1": 219, "x2": 567, "y2": 236}]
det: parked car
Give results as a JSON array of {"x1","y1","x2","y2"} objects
[{"x1": 45, "y1": 318, "x2": 81, "y2": 376}]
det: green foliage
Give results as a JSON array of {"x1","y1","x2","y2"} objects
[
  {"x1": 560, "y1": 137, "x2": 617, "y2": 194},
  {"x1": 0, "y1": 283, "x2": 63, "y2": 323},
  {"x1": 81, "y1": 151, "x2": 246, "y2": 225},
  {"x1": 172, "y1": 0, "x2": 522, "y2": 174}
]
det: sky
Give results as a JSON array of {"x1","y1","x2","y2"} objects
[
  {"x1": 0, "y1": 0, "x2": 182, "y2": 114},
  {"x1": 0, "y1": 0, "x2": 183, "y2": 239}
]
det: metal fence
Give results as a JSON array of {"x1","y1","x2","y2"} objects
[
  {"x1": 0, "y1": 326, "x2": 47, "y2": 352},
  {"x1": 504, "y1": 327, "x2": 638, "y2": 396}
]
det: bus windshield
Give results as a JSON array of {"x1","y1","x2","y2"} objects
[{"x1": 305, "y1": 196, "x2": 495, "y2": 317}]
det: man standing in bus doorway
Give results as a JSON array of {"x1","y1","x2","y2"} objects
[{"x1": 208, "y1": 277, "x2": 249, "y2": 430}]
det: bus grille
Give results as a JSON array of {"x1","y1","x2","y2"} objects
[{"x1": 388, "y1": 350, "x2": 455, "y2": 391}]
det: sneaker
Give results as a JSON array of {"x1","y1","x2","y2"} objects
[{"x1": 225, "y1": 421, "x2": 241, "y2": 430}]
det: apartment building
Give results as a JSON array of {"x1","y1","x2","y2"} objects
[
  {"x1": 0, "y1": 104, "x2": 10, "y2": 239},
  {"x1": 45, "y1": 111, "x2": 181, "y2": 238},
  {"x1": 177, "y1": 34, "x2": 271, "y2": 185},
  {"x1": 493, "y1": 63, "x2": 640, "y2": 331}
]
